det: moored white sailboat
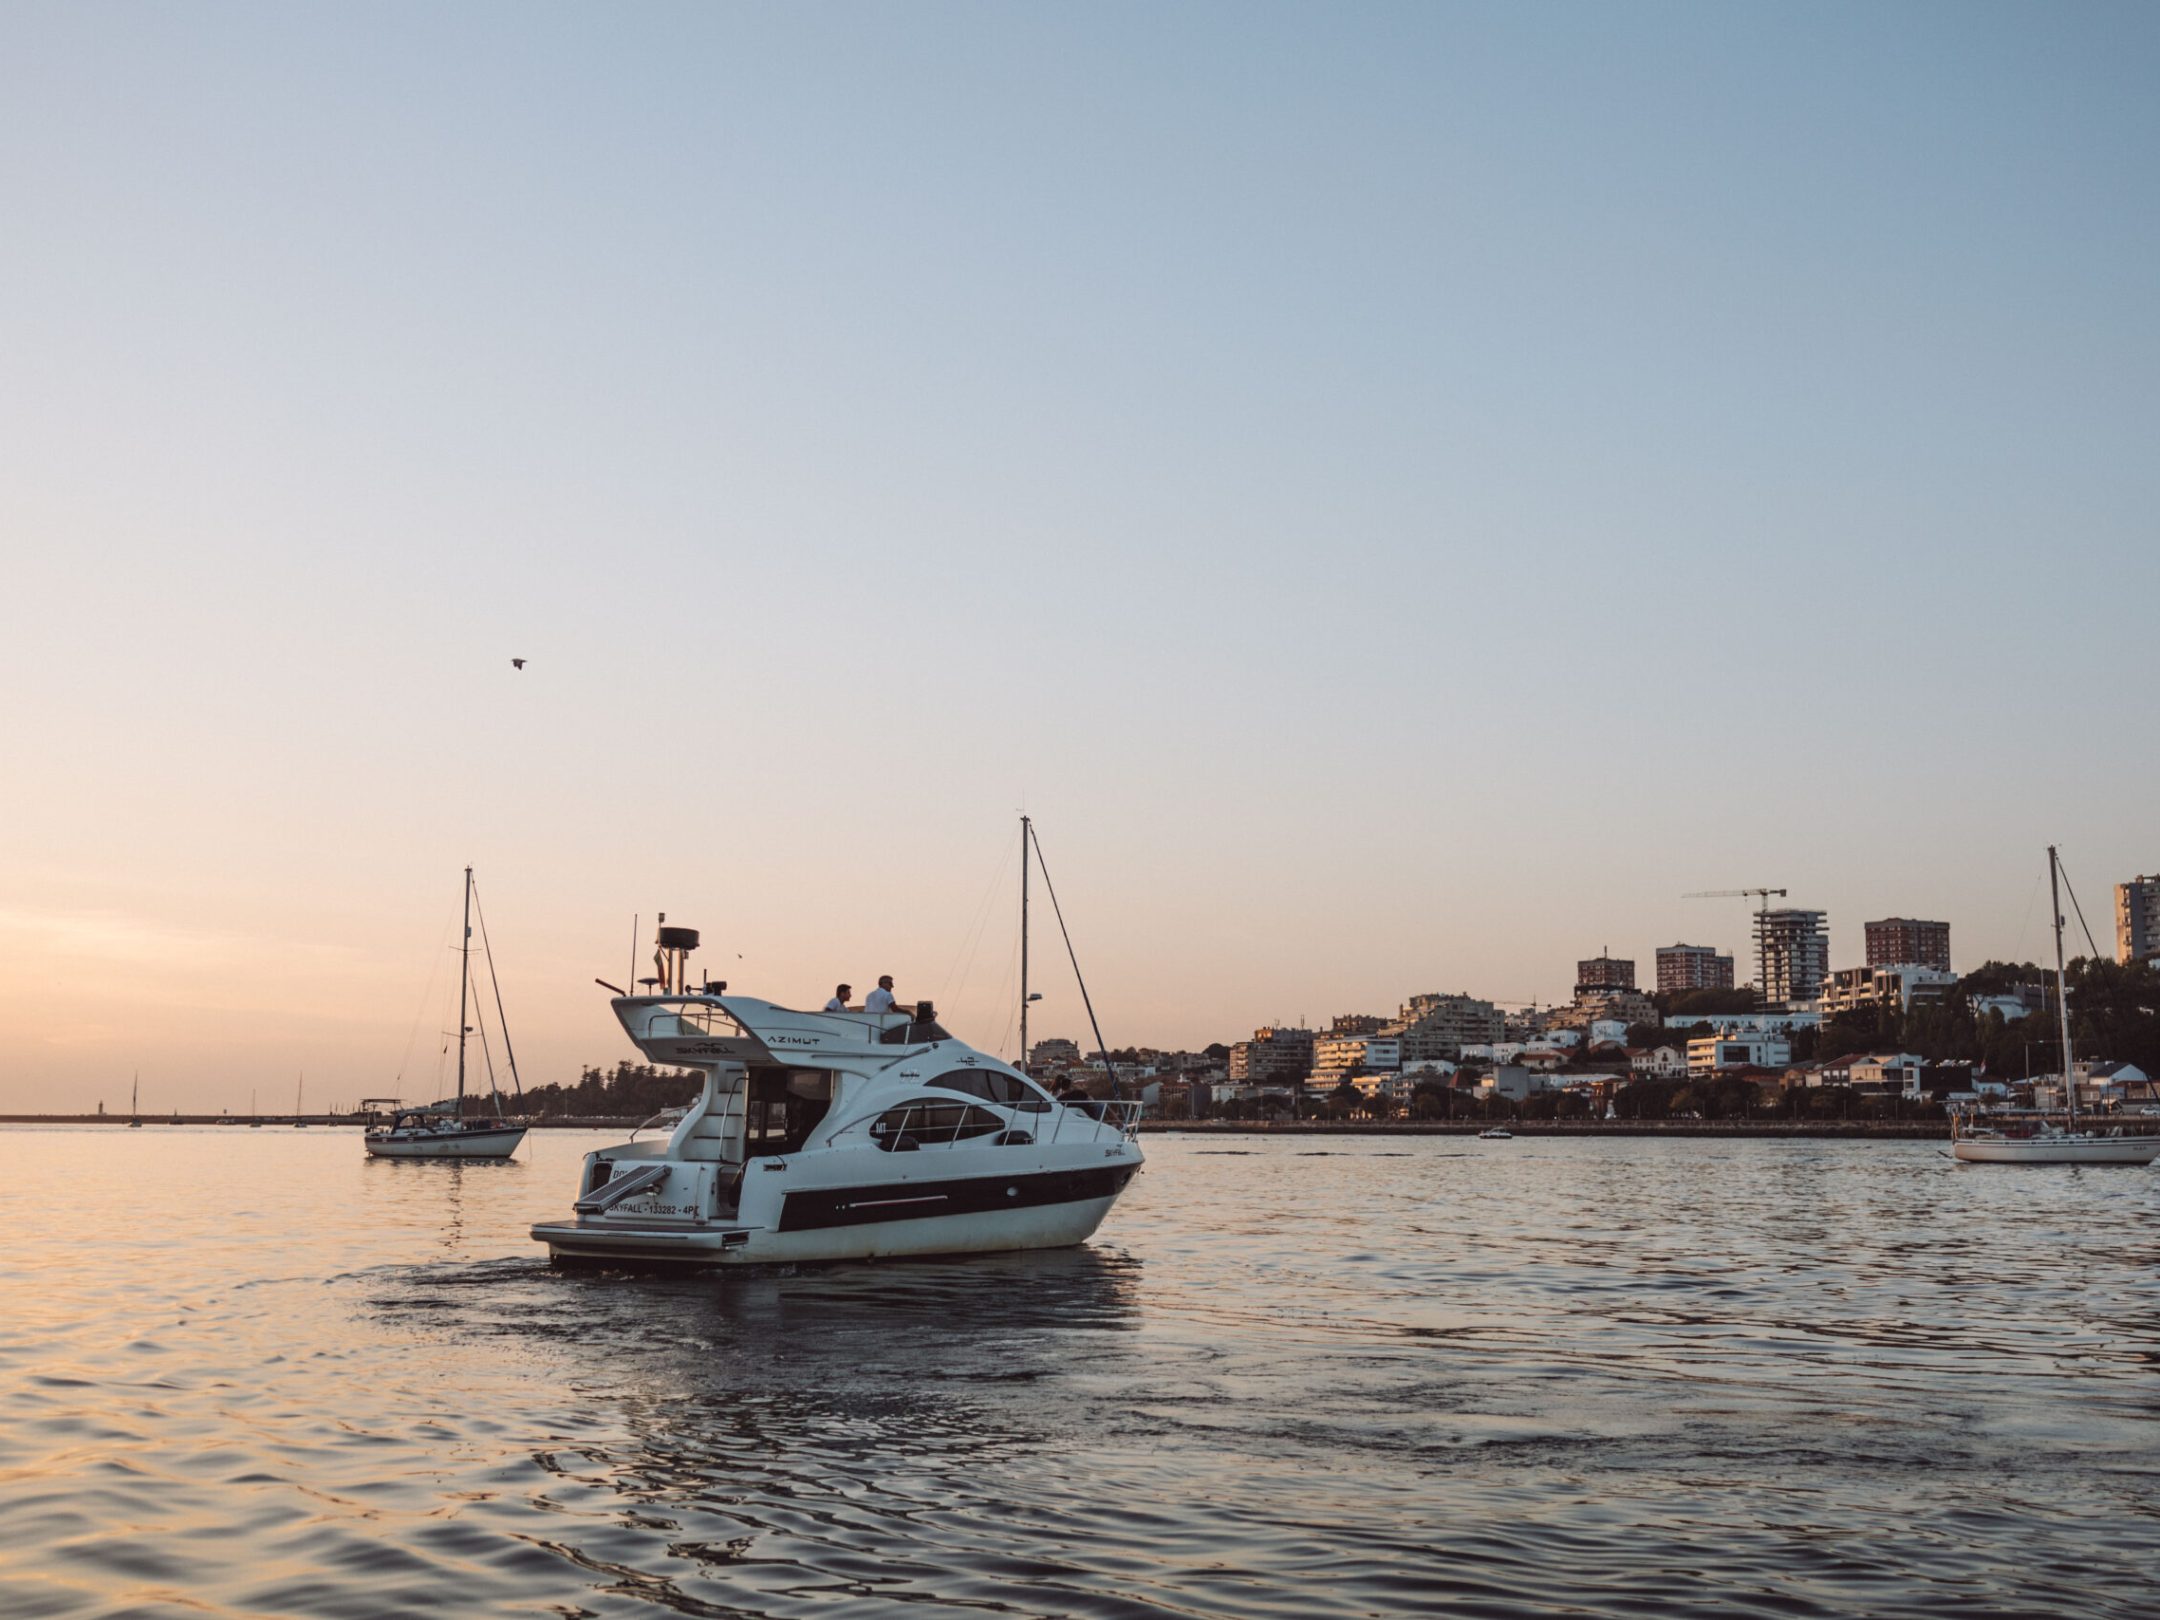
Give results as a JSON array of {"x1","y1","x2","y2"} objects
[
  {"x1": 365, "y1": 868, "x2": 531, "y2": 1161},
  {"x1": 1952, "y1": 846, "x2": 2160, "y2": 1167}
]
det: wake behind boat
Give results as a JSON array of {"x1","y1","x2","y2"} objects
[{"x1": 366, "y1": 867, "x2": 530, "y2": 1162}]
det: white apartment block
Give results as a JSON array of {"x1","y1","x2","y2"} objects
[
  {"x1": 1312, "y1": 1034, "x2": 1402, "y2": 1081},
  {"x1": 1686, "y1": 1033, "x2": 1793, "y2": 1074},
  {"x1": 1820, "y1": 964, "x2": 1959, "y2": 1017}
]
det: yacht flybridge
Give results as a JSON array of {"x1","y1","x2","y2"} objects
[{"x1": 533, "y1": 822, "x2": 1145, "y2": 1266}]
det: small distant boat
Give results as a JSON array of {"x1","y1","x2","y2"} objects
[
  {"x1": 365, "y1": 867, "x2": 530, "y2": 1161},
  {"x1": 1479, "y1": 1127, "x2": 1513, "y2": 1140},
  {"x1": 293, "y1": 1074, "x2": 307, "y2": 1126},
  {"x1": 128, "y1": 1071, "x2": 142, "y2": 1127},
  {"x1": 1952, "y1": 847, "x2": 2160, "y2": 1167}
]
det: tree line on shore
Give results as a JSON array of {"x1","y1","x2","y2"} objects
[{"x1": 520, "y1": 1062, "x2": 701, "y2": 1118}]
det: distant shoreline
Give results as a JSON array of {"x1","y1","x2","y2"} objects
[
  {"x1": 1, "y1": 1113, "x2": 1958, "y2": 1139},
  {"x1": 1145, "y1": 1120, "x2": 1954, "y2": 1139},
  {"x1": 0, "y1": 1115, "x2": 657, "y2": 1130}
]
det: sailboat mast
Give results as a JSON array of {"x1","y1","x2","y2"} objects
[
  {"x1": 2049, "y1": 845, "x2": 2076, "y2": 1129},
  {"x1": 1019, "y1": 815, "x2": 1031, "y2": 1065},
  {"x1": 456, "y1": 865, "x2": 473, "y2": 1114}
]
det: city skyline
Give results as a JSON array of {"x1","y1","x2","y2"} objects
[{"x1": 5, "y1": 4, "x2": 2158, "y2": 1110}]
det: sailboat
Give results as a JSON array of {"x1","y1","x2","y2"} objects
[
  {"x1": 365, "y1": 867, "x2": 530, "y2": 1160},
  {"x1": 293, "y1": 1074, "x2": 307, "y2": 1126},
  {"x1": 1952, "y1": 846, "x2": 2160, "y2": 1165},
  {"x1": 128, "y1": 1072, "x2": 142, "y2": 1127}
]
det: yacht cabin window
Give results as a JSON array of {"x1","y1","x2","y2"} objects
[
  {"x1": 870, "y1": 1099, "x2": 1005, "y2": 1150},
  {"x1": 926, "y1": 1069, "x2": 1051, "y2": 1112}
]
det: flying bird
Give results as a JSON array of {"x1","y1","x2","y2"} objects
[{"x1": 511, "y1": 658, "x2": 525, "y2": 670}]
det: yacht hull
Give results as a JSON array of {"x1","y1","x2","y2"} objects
[
  {"x1": 365, "y1": 1126, "x2": 529, "y2": 1160},
  {"x1": 532, "y1": 1189, "x2": 1128, "y2": 1267},
  {"x1": 533, "y1": 1152, "x2": 1140, "y2": 1267},
  {"x1": 1952, "y1": 1135, "x2": 2160, "y2": 1165}
]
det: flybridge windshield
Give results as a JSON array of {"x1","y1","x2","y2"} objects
[{"x1": 655, "y1": 1002, "x2": 749, "y2": 1041}]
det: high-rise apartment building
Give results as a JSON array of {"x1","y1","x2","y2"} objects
[
  {"x1": 1228, "y1": 1026, "x2": 1316, "y2": 1087},
  {"x1": 1576, "y1": 953, "x2": 1635, "y2": 991},
  {"x1": 2119, "y1": 877, "x2": 2160, "y2": 967},
  {"x1": 1756, "y1": 909, "x2": 1830, "y2": 1008},
  {"x1": 1656, "y1": 944, "x2": 1735, "y2": 995},
  {"x1": 1864, "y1": 917, "x2": 1951, "y2": 972}
]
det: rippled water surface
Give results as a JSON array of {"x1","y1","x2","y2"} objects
[{"x1": 2, "y1": 1128, "x2": 2157, "y2": 1618}]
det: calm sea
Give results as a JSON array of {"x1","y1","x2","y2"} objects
[{"x1": 1, "y1": 1128, "x2": 2155, "y2": 1618}]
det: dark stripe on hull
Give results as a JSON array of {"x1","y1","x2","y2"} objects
[{"x1": 778, "y1": 1163, "x2": 1136, "y2": 1233}]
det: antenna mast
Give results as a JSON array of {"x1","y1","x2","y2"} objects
[
  {"x1": 2049, "y1": 845, "x2": 2077, "y2": 1130},
  {"x1": 456, "y1": 865, "x2": 472, "y2": 1116},
  {"x1": 1019, "y1": 814, "x2": 1031, "y2": 1066}
]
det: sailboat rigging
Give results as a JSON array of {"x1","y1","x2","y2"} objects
[{"x1": 1018, "y1": 816, "x2": 1122, "y2": 1098}]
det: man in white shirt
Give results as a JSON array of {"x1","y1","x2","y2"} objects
[
  {"x1": 824, "y1": 983, "x2": 852, "y2": 1012},
  {"x1": 864, "y1": 975, "x2": 899, "y2": 1014}
]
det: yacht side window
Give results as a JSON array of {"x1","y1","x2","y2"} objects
[
  {"x1": 928, "y1": 1069, "x2": 1051, "y2": 1113},
  {"x1": 870, "y1": 1098, "x2": 1005, "y2": 1151}
]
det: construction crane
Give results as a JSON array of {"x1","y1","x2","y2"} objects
[{"x1": 1683, "y1": 887, "x2": 1788, "y2": 1008}]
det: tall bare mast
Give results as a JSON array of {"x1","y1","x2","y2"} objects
[
  {"x1": 456, "y1": 865, "x2": 473, "y2": 1115},
  {"x1": 2049, "y1": 845, "x2": 2077, "y2": 1130},
  {"x1": 1019, "y1": 814, "x2": 1031, "y2": 1065}
]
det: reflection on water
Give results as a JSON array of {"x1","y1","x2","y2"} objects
[{"x1": 2, "y1": 1127, "x2": 2157, "y2": 1618}]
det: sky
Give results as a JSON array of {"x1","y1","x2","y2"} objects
[{"x1": 2, "y1": 2, "x2": 2156, "y2": 1112}]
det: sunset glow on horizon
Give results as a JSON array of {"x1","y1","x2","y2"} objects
[{"x1": 5, "y1": 3, "x2": 2157, "y2": 1112}]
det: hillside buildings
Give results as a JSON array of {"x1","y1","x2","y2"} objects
[
  {"x1": 1384, "y1": 992, "x2": 1504, "y2": 1061},
  {"x1": 1313, "y1": 1033, "x2": 1401, "y2": 1083},
  {"x1": 2119, "y1": 876, "x2": 2160, "y2": 967},
  {"x1": 1229, "y1": 1026, "x2": 1315, "y2": 1087},
  {"x1": 1756, "y1": 909, "x2": 1830, "y2": 1009},
  {"x1": 1687, "y1": 1033, "x2": 1793, "y2": 1074},
  {"x1": 1027, "y1": 1038, "x2": 1082, "y2": 1070},
  {"x1": 1557, "y1": 954, "x2": 1656, "y2": 1030},
  {"x1": 1820, "y1": 964, "x2": 1958, "y2": 1017},
  {"x1": 1656, "y1": 944, "x2": 1735, "y2": 994},
  {"x1": 1865, "y1": 917, "x2": 1951, "y2": 972}
]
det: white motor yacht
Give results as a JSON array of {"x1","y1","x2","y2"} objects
[
  {"x1": 532, "y1": 981, "x2": 1143, "y2": 1266},
  {"x1": 534, "y1": 848, "x2": 1145, "y2": 1267}
]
